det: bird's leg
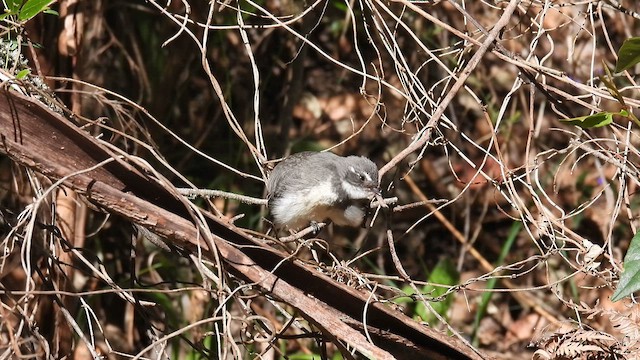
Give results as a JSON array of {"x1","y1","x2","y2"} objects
[{"x1": 277, "y1": 222, "x2": 326, "y2": 243}]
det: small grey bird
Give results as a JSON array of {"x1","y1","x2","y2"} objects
[{"x1": 267, "y1": 151, "x2": 380, "y2": 231}]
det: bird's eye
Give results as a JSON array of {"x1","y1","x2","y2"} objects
[{"x1": 358, "y1": 173, "x2": 366, "y2": 181}]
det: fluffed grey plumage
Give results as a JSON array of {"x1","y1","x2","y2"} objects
[{"x1": 266, "y1": 151, "x2": 380, "y2": 231}]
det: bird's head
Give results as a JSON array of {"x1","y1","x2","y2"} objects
[{"x1": 340, "y1": 156, "x2": 380, "y2": 200}]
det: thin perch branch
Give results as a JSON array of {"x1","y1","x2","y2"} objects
[
  {"x1": 177, "y1": 188, "x2": 268, "y2": 205},
  {"x1": 177, "y1": 188, "x2": 399, "y2": 209}
]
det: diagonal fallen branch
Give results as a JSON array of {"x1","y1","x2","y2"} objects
[{"x1": 0, "y1": 87, "x2": 484, "y2": 359}]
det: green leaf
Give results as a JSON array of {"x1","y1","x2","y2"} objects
[
  {"x1": 284, "y1": 353, "x2": 323, "y2": 360},
  {"x1": 393, "y1": 285, "x2": 415, "y2": 305},
  {"x1": 560, "y1": 112, "x2": 613, "y2": 128},
  {"x1": 416, "y1": 258, "x2": 459, "y2": 323},
  {"x1": 600, "y1": 66, "x2": 626, "y2": 106},
  {"x1": 6, "y1": 0, "x2": 23, "y2": 13},
  {"x1": 471, "y1": 221, "x2": 521, "y2": 346},
  {"x1": 332, "y1": 1, "x2": 348, "y2": 11},
  {"x1": 18, "y1": 0, "x2": 53, "y2": 21},
  {"x1": 42, "y1": 8, "x2": 57, "y2": 16},
  {"x1": 616, "y1": 37, "x2": 640, "y2": 73},
  {"x1": 15, "y1": 69, "x2": 29, "y2": 79},
  {"x1": 611, "y1": 232, "x2": 640, "y2": 301}
]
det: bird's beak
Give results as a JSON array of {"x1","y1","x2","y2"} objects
[
  {"x1": 368, "y1": 184, "x2": 382, "y2": 198},
  {"x1": 365, "y1": 181, "x2": 381, "y2": 196}
]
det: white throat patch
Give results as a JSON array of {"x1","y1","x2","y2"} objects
[{"x1": 341, "y1": 179, "x2": 372, "y2": 200}]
